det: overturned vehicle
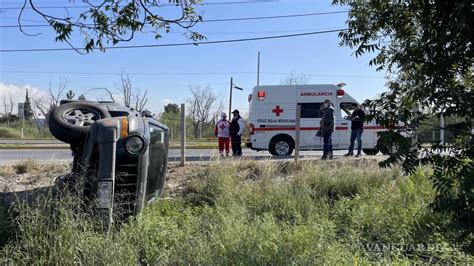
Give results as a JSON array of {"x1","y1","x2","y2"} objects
[{"x1": 49, "y1": 100, "x2": 169, "y2": 226}]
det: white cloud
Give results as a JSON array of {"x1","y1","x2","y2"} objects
[{"x1": 0, "y1": 83, "x2": 48, "y2": 115}]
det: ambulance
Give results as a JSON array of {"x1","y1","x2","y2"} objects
[{"x1": 247, "y1": 84, "x2": 384, "y2": 156}]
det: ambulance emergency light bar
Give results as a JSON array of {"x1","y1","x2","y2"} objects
[{"x1": 336, "y1": 83, "x2": 346, "y2": 98}]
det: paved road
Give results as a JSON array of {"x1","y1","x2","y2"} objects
[
  {"x1": 0, "y1": 139, "x2": 63, "y2": 144},
  {"x1": 0, "y1": 148, "x2": 357, "y2": 164}
]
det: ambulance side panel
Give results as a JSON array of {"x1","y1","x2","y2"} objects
[
  {"x1": 249, "y1": 86, "x2": 298, "y2": 151},
  {"x1": 248, "y1": 85, "x2": 382, "y2": 153}
]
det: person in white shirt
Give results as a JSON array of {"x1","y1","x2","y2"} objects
[
  {"x1": 229, "y1": 109, "x2": 244, "y2": 156},
  {"x1": 214, "y1": 112, "x2": 231, "y2": 157}
]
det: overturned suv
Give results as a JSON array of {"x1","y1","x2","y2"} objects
[{"x1": 49, "y1": 100, "x2": 169, "y2": 225}]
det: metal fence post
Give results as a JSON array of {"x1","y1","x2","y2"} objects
[
  {"x1": 180, "y1": 103, "x2": 186, "y2": 166},
  {"x1": 295, "y1": 104, "x2": 301, "y2": 163},
  {"x1": 440, "y1": 113, "x2": 445, "y2": 145}
]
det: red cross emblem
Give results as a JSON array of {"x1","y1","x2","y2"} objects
[
  {"x1": 219, "y1": 123, "x2": 226, "y2": 130},
  {"x1": 272, "y1": 105, "x2": 283, "y2": 116}
]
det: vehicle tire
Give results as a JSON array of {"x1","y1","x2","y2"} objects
[
  {"x1": 362, "y1": 148, "x2": 378, "y2": 155},
  {"x1": 269, "y1": 135, "x2": 294, "y2": 156},
  {"x1": 49, "y1": 102, "x2": 111, "y2": 144}
]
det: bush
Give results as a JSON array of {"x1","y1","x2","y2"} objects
[
  {"x1": 0, "y1": 127, "x2": 21, "y2": 138},
  {"x1": 13, "y1": 160, "x2": 37, "y2": 174}
]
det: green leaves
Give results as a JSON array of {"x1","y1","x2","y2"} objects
[
  {"x1": 336, "y1": 0, "x2": 474, "y2": 247},
  {"x1": 25, "y1": 1, "x2": 202, "y2": 53}
]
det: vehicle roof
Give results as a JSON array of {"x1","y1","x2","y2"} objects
[{"x1": 253, "y1": 84, "x2": 338, "y2": 90}]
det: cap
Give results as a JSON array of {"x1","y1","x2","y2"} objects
[
  {"x1": 220, "y1": 112, "x2": 227, "y2": 117},
  {"x1": 232, "y1": 109, "x2": 240, "y2": 114},
  {"x1": 323, "y1": 99, "x2": 331, "y2": 104}
]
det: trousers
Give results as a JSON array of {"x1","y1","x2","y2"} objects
[{"x1": 218, "y1": 137, "x2": 230, "y2": 155}]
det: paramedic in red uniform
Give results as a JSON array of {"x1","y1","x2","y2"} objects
[
  {"x1": 230, "y1": 109, "x2": 245, "y2": 156},
  {"x1": 345, "y1": 103, "x2": 366, "y2": 157},
  {"x1": 215, "y1": 112, "x2": 231, "y2": 157}
]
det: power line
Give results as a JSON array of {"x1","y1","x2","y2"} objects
[
  {"x1": 0, "y1": 70, "x2": 383, "y2": 79},
  {"x1": 0, "y1": 11, "x2": 348, "y2": 28},
  {"x1": 0, "y1": 28, "x2": 347, "y2": 53},
  {"x1": 0, "y1": 0, "x2": 281, "y2": 9}
]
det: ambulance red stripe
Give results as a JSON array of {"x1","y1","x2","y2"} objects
[{"x1": 254, "y1": 126, "x2": 384, "y2": 131}]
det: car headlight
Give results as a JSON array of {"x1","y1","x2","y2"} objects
[{"x1": 125, "y1": 136, "x2": 144, "y2": 154}]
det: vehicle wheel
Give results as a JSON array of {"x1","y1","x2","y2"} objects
[
  {"x1": 269, "y1": 136, "x2": 294, "y2": 156},
  {"x1": 49, "y1": 102, "x2": 111, "y2": 144},
  {"x1": 362, "y1": 148, "x2": 378, "y2": 155}
]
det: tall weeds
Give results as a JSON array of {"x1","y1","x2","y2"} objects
[{"x1": 1, "y1": 158, "x2": 471, "y2": 264}]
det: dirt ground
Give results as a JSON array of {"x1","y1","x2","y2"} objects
[{"x1": 0, "y1": 159, "x2": 208, "y2": 204}]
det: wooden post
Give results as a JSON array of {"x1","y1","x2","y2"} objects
[
  {"x1": 295, "y1": 104, "x2": 301, "y2": 163},
  {"x1": 180, "y1": 103, "x2": 186, "y2": 166}
]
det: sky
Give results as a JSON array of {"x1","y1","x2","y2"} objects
[{"x1": 0, "y1": 0, "x2": 388, "y2": 116}]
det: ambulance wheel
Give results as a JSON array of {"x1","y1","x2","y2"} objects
[
  {"x1": 362, "y1": 148, "x2": 378, "y2": 155},
  {"x1": 269, "y1": 135, "x2": 294, "y2": 156}
]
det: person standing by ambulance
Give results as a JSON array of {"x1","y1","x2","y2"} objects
[
  {"x1": 345, "y1": 103, "x2": 366, "y2": 157},
  {"x1": 320, "y1": 99, "x2": 335, "y2": 160},
  {"x1": 230, "y1": 109, "x2": 244, "y2": 156},
  {"x1": 215, "y1": 112, "x2": 231, "y2": 157}
]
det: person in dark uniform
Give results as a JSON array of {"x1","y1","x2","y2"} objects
[
  {"x1": 320, "y1": 99, "x2": 335, "y2": 160},
  {"x1": 229, "y1": 109, "x2": 244, "y2": 156},
  {"x1": 345, "y1": 103, "x2": 366, "y2": 157}
]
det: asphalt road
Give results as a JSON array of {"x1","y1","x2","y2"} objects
[
  {"x1": 0, "y1": 148, "x2": 357, "y2": 164},
  {"x1": 0, "y1": 139, "x2": 63, "y2": 144}
]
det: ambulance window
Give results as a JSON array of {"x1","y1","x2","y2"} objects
[
  {"x1": 340, "y1": 102, "x2": 356, "y2": 118},
  {"x1": 299, "y1": 103, "x2": 323, "y2": 118}
]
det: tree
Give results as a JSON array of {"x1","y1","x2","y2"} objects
[
  {"x1": 17, "y1": 1, "x2": 204, "y2": 53},
  {"x1": 186, "y1": 85, "x2": 218, "y2": 138},
  {"x1": 23, "y1": 89, "x2": 33, "y2": 120},
  {"x1": 334, "y1": 0, "x2": 473, "y2": 248},
  {"x1": 119, "y1": 72, "x2": 148, "y2": 112},
  {"x1": 31, "y1": 79, "x2": 68, "y2": 121},
  {"x1": 280, "y1": 72, "x2": 310, "y2": 85},
  {"x1": 2, "y1": 94, "x2": 17, "y2": 126},
  {"x1": 2, "y1": 96, "x2": 10, "y2": 126},
  {"x1": 66, "y1": 90, "x2": 75, "y2": 100},
  {"x1": 78, "y1": 94, "x2": 86, "y2": 100},
  {"x1": 164, "y1": 103, "x2": 179, "y2": 114},
  {"x1": 160, "y1": 103, "x2": 180, "y2": 140}
]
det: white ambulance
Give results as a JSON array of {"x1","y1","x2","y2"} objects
[{"x1": 247, "y1": 84, "x2": 384, "y2": 156}]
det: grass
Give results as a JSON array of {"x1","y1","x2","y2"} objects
[
  {"x1": 0, "y1": 127, "x2": 21, "y2": 139},
  {"x1": 0, "y1": 122, "x2": 53, "y2": 139},
  {"x1": 0, "y1": 158, "x2": 472, "y2": 264}
]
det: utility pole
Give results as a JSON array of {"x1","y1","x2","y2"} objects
[
  {"x1": 229, "y1": 77, "x2": 233, "y2": 117},
  {"x1": 228, "y1": 77, "x2": 243, "y2": 117},
  {"x1": 257, "y1": 52, "x2": 260, "y2": 87}
]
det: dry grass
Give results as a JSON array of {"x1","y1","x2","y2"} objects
[{"x1": 0, "y1": 160, "x2": 69, "y2": 195}]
